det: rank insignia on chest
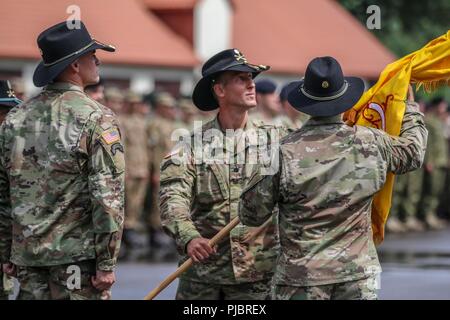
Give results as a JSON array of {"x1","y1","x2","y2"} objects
[{"x1": 101, "y1": 128, "x2": 120, "y2": 145}]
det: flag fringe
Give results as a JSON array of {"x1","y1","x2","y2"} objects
[{"x1": 416, "y1": 78, "x2": 450, "y2": 93}]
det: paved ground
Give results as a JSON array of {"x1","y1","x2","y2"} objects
[
  {"x1": 377, "y1": 227, "x2": 450, "y2": 299},
  {"x1": 112, "y1": 227, "x2": 450, "y2": 300}
]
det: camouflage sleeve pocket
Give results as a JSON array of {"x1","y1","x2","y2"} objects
[{"x1": 99, "y1": 128, "x2": 125, "y2": 174}]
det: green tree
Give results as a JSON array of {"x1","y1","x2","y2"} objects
[{"x1": 339, "y1": 0, "x2": 450, "y2": 99}]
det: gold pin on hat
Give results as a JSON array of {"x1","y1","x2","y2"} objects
[
  {"x1": 6, "y1": 81, "x2": 16, "y2": 97},
  {"x1": 322, "y1": 81, "x2": 329, "y2": 88},
  {"x1": 234, "y1": 49, "x2": 247, "y2": 63}
]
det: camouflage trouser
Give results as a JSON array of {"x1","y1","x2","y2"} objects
[
  {"x1": 390, "y1": 174, "x2": 408, "y2": 218},
  {"x1": 125, "y1": 177, "x2": 148, "y2": 229},
  {"x1": 176, "y1": 278, "x2": 272, "y2": 300},
  {"x1": 273, "y1": 277, "x2": 378, "y2": 300},
  {"x1": 16, "y1": 260, "x2": 110, "y2": 300},
  {"x1": 420, "y1": 168, "x2": 446, "y2": 218},
  {"x1": 402, "y1": 169, "x2": 424, "y2": 218},
  {"x1": 391, "y1": 170, "x2": 424, "y2": 219}
]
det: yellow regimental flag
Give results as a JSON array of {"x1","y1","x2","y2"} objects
[{"x1": 345, "y1": 30, "x2": 450, "y2": 245}]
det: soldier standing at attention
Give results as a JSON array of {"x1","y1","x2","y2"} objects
[
  {"x1": 0, "y1": 21, "x2": 125, "y2": 300},
  {"x1": 159, "y1": 49, "x2": 286, "y2": 299},
  {"x1": 250, "y1": 79, "x2": 282, "y2": 125},
  {"x1": 120, "y1": 91, "x2": 149, "y2": 255},
  {"x1": 145, "y1": 92, "x2": 180, "y2": 258},
  {"x1": 419, "y1": 97, "x2": 449, "y2": 229},
  {"x1": 0, "y1": 80, "x2": 22, "y2": 300},
  {"x1": 239, "y1": 56, "x2": 427, "y2": 300}
]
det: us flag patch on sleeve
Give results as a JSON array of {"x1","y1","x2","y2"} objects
[{"x1": 101, "y1": 128, "x2": 120, "y2": 145}]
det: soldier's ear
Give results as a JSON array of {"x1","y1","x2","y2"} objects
[
  {"x1": 212, "y1": 83, "x2": 225, "y2": 99},
  {"x1": 69, "y1": 60, "x2": 80, "y2": 73}
]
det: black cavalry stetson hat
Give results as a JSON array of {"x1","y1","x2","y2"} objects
[
  {"x1": 33, "y1": 20, "x2": 115, "y2": 87},
  {"x1": 287, "y1": 56, "x2": 365, "y2": 117},
  {"x1": 0, "y1": 80, "x2": 22, "y2": 108},
  {"x1": 192, "y1": 49, "x2": 270, "y2": 111}
]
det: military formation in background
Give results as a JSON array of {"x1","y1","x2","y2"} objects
[{"x1": 388, "y1": 97, "x2": 450, "y2": 233}]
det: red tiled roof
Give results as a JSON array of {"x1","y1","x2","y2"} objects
[
  {"x1": 0, "y1": 0, "x2": 197, "y2": 68},
  {"x1": 232, "y1": 0, "x2": 396, "y2": 78}
]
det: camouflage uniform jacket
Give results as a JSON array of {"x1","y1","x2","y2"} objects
[
  {"x1": 0, "y1": 82, "x2": 125, "y2": 271},
  {"x1": 160, "y1": 115, "x2": 287, "y2": 284},
  {"x1": 239, "y1": 101, "x2": 428, "y2": 286}
]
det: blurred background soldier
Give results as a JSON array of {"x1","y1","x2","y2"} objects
[
  {"x1": 119, "y1": 91, "x2": 150, "y2": 259},
  {"x1": 278, "y1": 83, "x2": 308, "y2": 130},
  {"x1": 419, "y1": 97, "x2": 449, "y2": 229},
  {"x1": 178, "y1": 97, "x2": 198, "y2": 130},
  {"x1": 85, "y1": 78, "x2": 105, "y2": 104},
  {"x1": 0, "y1": 80, "x2": 22, "y2": 300},
  {"x1": 250, "y1": 78, "x2": 282, "y2": 125},
  {"x1": 144, "y1": 92, "x2": 179, "y2": 260},
  {"x1": 104, "y1": 87, "x2": 125, "y2": 115},
  {"x1": 389, "y1": 170, "x2": 426, "y2": 232}
]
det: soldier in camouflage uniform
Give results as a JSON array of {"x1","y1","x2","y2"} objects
[
  {"x1": 145, "y1": 92, "x2": 180, "y2": 257},
  {"x1": 160, "y1": 49, "x2": 288, "y2": 299},
  {"x1": 0, "y1": 80, "x2": 22, "y2": 300},
  {"x1": 119, "y1": 91, "x2": 150, "y2": 254},
  {"x1": 104, "y1": 87, "x2": 125, "y2": 115},
  {"x1": 249, "y1": 79, "x2": 283, "y2": 126},
  {"x1": 0, "y1": 21, "x2": 124, "y2": 300},
  {"x1": 239, "y1": 57, "x2": 428, "y2": 300},
  {"x1": 179, "y1": 98, "x2": 199, "y2": 130},
  {"x1": 419, "y1": 97, "x2": 449, "y2": 229},
  {"x1": 389, "y1": 170, "x2": 426, "y2": 232}
]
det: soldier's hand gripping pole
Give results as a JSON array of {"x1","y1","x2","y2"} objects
[{"x1": 143, "y1": 216, "x2": 241, "y2": 300}]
